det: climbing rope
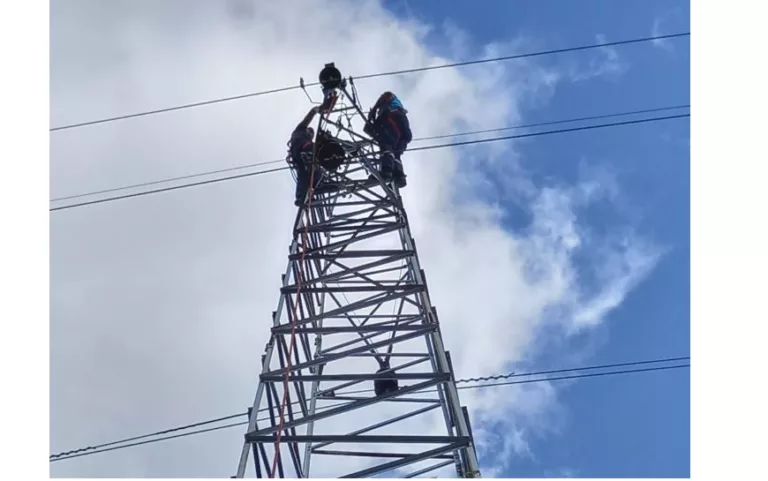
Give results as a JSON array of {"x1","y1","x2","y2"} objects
[{"x1": 268, "y1": 115, "x2": 324, "y2": 477}]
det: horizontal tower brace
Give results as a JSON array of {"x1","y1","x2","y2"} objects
[
  {"x1": 259, "y1": 372, "x2": 450, "y2": 383},
  {"x1": 261, "y1": 326, "x2": 438, "y2": 376},
  {"x1": 341, "y1": 443, "x2": 470, "y2": 479},
  {"x1": 311, "y1": 450, "x2": 455, "y2": 459},
  {"x1": 288, "y1": 249, "x2": 415, "y2": 260},
  {"x1": 280, "y1": 285, "x2": 422, "y2": 294},
  {"x1": 245, "y1": 377, "x2": 445, "y2": 437},
  {"x1": 271, "y1": 324, "x2": 425, "y2": 335},
  {"x1": 246, "y1": 435, "x2": 470, "y2": 444}
]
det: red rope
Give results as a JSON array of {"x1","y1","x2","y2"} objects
[{"x1": 268, "y1": 145, "x2": 319, "y2": 477}]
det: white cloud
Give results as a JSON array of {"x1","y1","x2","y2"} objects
[
  {"x1": 50, "y1": 0, "x2": 660, "y2": 477},
  {"x1": 566, "y1": 34, "x2": 629, "y2": 82},
  {"x1": 652, "y1": 9, "x2": 686, "y2": 53},
  {"x1": 543, "y1": 466, "x2": 579, "y2": 477},
  {"x1": 652, "y1": 18, "x2": 672, "y2": 51}
]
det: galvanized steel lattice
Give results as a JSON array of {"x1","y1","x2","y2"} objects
[{"x1": 236, "y1": 65, "x2": 481, "y2": 478}]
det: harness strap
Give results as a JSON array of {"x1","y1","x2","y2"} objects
[{"x1": 386, "y1": 115, "x2": 402, "y2": 138}]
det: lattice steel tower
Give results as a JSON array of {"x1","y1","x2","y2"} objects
[{"x1": 235, "y1": 64, "x2": 481, "y2": 478}]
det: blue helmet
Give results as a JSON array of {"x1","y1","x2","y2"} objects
[{"x1": 388, "y1": 95, "x2": 404, "y2": 111}]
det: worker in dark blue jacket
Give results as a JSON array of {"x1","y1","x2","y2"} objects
[{"x1": 366, "y1": 91, "x2": 412, "y2": 188}]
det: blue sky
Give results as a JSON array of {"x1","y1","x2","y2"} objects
[{"x1": 385, "y1": 0, "x2": 690, "y2": 477}]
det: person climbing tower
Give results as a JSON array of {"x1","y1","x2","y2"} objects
[
  {"x1": 365, "y1": 91, "x2": 412, "y2": 188},
  {"x1": 288, "y1": 106, "x2": 320, "y2": 206}
]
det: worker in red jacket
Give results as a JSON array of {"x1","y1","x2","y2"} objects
[{"x1": 366, "y1": 91, "x2": 412, "y2": 188}]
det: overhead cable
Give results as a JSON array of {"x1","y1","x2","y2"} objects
[
  {"x1": 49, "y1": 32, "x2": 689, "y2": 132},
  {"x1": 49, "y1": 112, "x2": 689, "y2": 213},
  {"x1": 50, "y1": 355, "x2": 690, "y2": 463},
  {"x1": 50, "y1": 104, "x2": 689, "y2": 203}
]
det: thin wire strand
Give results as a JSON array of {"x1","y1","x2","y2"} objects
[
  {"x1": 49, "y1": 357, "x2": 690, "y2": 462},
  {"x1": 50, "y1": 399, "x2": 354, "y2": 463},
  {"x1": 49, "y1": 421, "x2": 250, "y2": 463},
  {"x1": 457, "y1": 364, "x2": 689, "y2": 390},
  {"x1": 407, "y1": 113, "x2": 688, "y2": 153},
  {"x1": 50, "y1": 104, "x2": 689, "y2": 203},
  {"x1": 356, "y1": 33, "x2": 690, "y2": 80},
  {"x1": 48, "y1": 412, "x2": 246, "y2": 459},
  {"x1": 412, "y1": 104, "x2": 689, "y2": 142},
  {"x1": 50, "y1": 86, "x2": 301, "y2": 132},
  {"x1": 338, "y1": 356, "x2": 691, "y2": 395},
  {"x1": 50, "y1": 158, "x2": 286, "y2": 203},
  {"x1": 49, "y1": 113, "x2": 689, "y2": 213},
  {"x1": 49, "y1": 165, "x2": 288, "y2": 212},
  {"x1": 458, "y1": 355, "x2": 691, "y2": 383},
  {"x1": 49, "y1": 32, "x2": 689, "y2": 132}
]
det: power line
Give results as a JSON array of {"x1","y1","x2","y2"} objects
[
  {"x1": 356, "y1": 32, "x2": 689, "y2": 80},
  {"x1": 458, "y1": 363, "x2": 689, "y2": 391},
  {"x1": 330, "y1": 355, "x2": 691, "y2": 396},
  {"x1": 412, "y1": 104, "x2": 689, "y2": 142},
  {"x1": 51, "y1": 363, "x2": 689, "y2": 463},
  {"x1": 50, "y1": 85, "x2": 300, "y2": 132},
  {"x1": 48, "y1": 412, "x2": 246, "y2": 460},
  {"x1": 49, "y1": 165, "x2": 288, "y2": 212},
  {"x1": 49, "y1": 32, "x2": 689, "y2": 132},
  {"x1": 408, "y1": 113, "x2": 688, "y2": 152},
  {"x1": 49, "y1": 399, "x2": 354, "y2": 463},
  {"x1": 50, "y1": 104, "x2": 689, "y2": 203},
  {"x1": 458, "y1": 355, "x2": 689, "y2": 383},
  {"x1": 50, "y1": 420, "x2": 250, "y2": 463},
  {"x1": 49, "y1": 159, "x2": 286, "y2": 203},
  {"x1": 49, "y1": 112, "x2": 689, "y2": 213},
  {"x1": 49, "y1": 356, "x2": 689, "y2": 463}
]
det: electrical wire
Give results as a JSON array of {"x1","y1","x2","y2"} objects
[
  {"x1": 357, "y1": 32, "x2": 689, "y2": 80},
  {"x1": 412, "y1": 104, "x2": 689, "y2": 142},
  {"x1": 49, "y1": 32, "x2": 689, "y2": 132},
  {"x1": 458, "y1": 355, "x2": 691, "y2": 383},
  {"x1": 50, "y1": 104, "x2": 689, "y2": 203},
  {"x1": 50, "y1": 399, "x2": 354, "y2": 463},
  {"x1": 49, "y1": 112, "x2": 688, "y2": 213},
  {"x1": 457, "y1": 363, "x2": 689, "y2": 391},
  {"x1": 328, "y1": 355, "x2": 691, "y2": 396},
  {"x1": 49, "y1": 158, "x2": 286, "y2": 203},
  {"x1": 50, "y1": 421, "x2": 250, "y2": 463},
  {"x1": 49, "y1": 165, "x2": 288, "y2": 212},
  {"x1": 49, "y1": 356, "x2": 689, "y2": 463},
  {"x1": 406, "y1": 113, "x2": 688, "y2": 153},
  {"x1": 50, "y1": 85, "x2": 301, "y2": 132},
  {"x1": 48, "y1": 412, "x2": 246, "y2": 460}
]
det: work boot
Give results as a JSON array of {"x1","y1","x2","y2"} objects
[
  {"x1": 394, "y1": 173, "x2": 407, "y2": 188},
  {"x1": 393, "y1": 160, "x2": 407, "y2": 188},
  {"x1": 368, "y1": 169, "x2": 393, "y2": 185},
  {"x1": 376, "y1": 152, "x2": 396, "y2": 183}
]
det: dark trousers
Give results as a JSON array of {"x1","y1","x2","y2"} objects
[
  {"x1": 374, "y1": 112, "x2": 411, "y2": 177},
  {"x1": 294, "y1": 152, "x2": 320, "y2": 202}
]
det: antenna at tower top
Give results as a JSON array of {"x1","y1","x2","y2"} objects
[{"x1": 319, "y1": 62, "x2": 343, "y2": 91}]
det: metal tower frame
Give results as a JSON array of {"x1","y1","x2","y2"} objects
[{"x1": 235, "y1": 64, "x2": 481, "y2": 479}]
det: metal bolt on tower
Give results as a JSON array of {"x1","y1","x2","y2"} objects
[{"x1": 235, "y1": 63, "x2": 481, "y2": 478}]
